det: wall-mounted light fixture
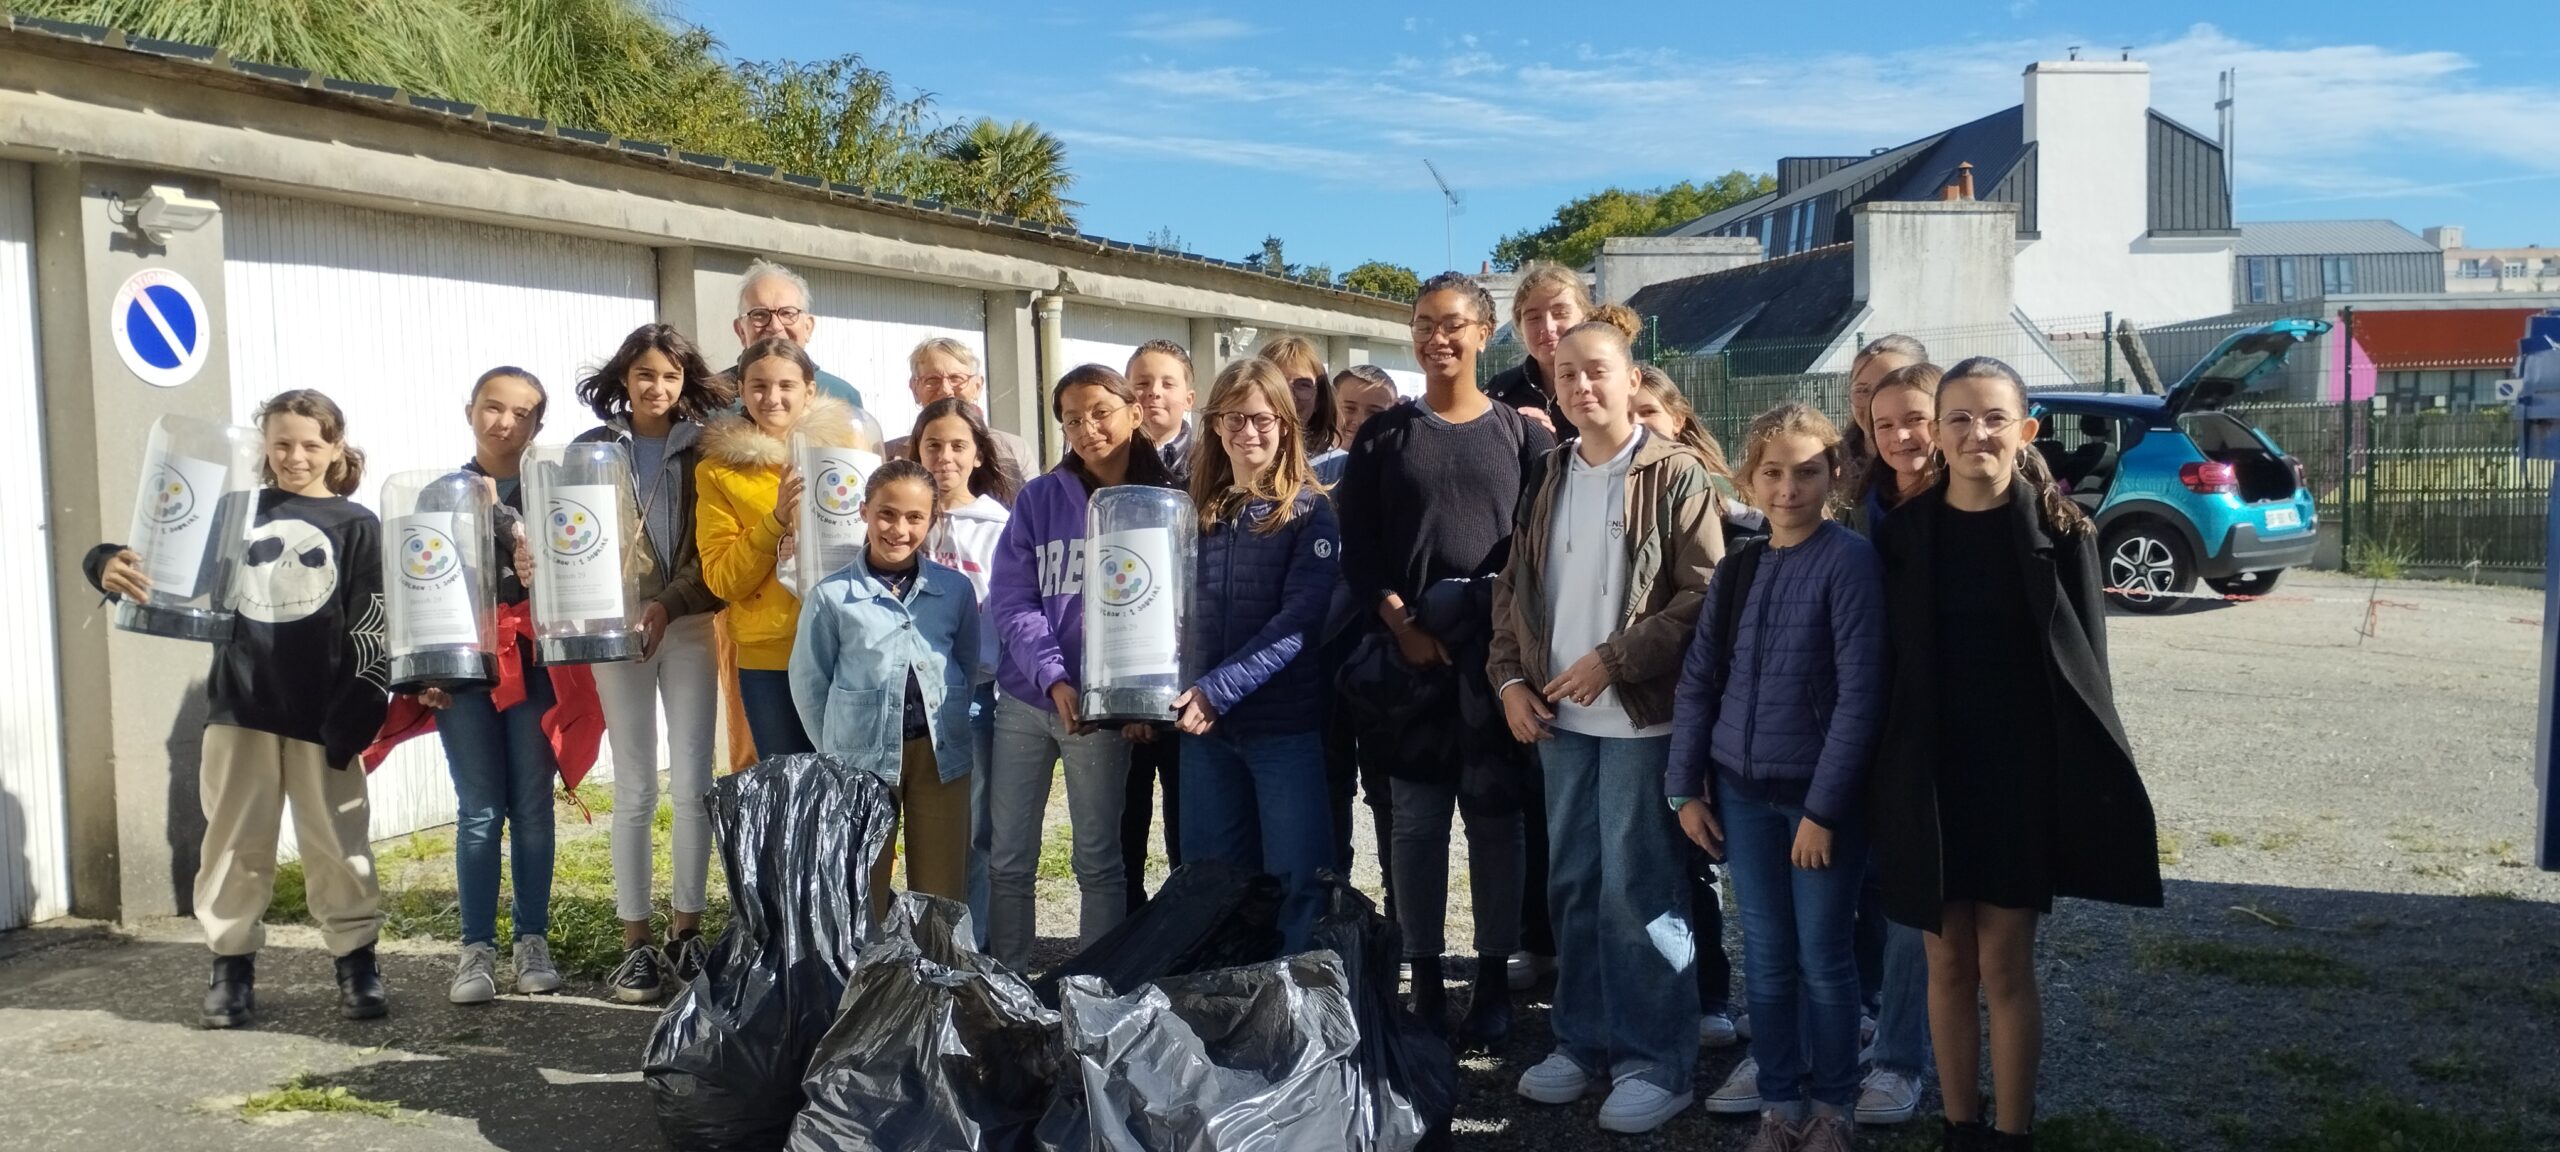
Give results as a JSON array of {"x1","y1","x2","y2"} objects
[{"x1": 110, "y1": 184, "x2": 220, "y2": 245}]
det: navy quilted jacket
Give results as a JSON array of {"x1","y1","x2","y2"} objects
[
  {"x1": 1664, "y1": 520, "x2": 1887, "y2": 828},
  {"x1": 1190, "y1": 492, "x2": 1341, "y2": 735}
]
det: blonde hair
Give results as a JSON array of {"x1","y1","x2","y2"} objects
[
  {"x1": 1741, "y1": 401, "x2": 1847, "y2": 488},
  {"x1": 1510, "y1": 261, "x2": 1594, "y2": 325},
  {"x1": 907, "y1": 336, "x2": 982, "y2": 377},
  {"x1": 1191, "y1": 358, "x2": 1322, "y2": 534},
  {"x1": 1256, "y1": 333, "x2": 1325, "y2": 379},
  {"x1": 1591, "y1": 303, "x2": 1645, "y2": 344}
]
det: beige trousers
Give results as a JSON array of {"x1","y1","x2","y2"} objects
[
  {"x1": 196, "y1": 724, "x2": 383, "y2": 957},
  {"x1": 870, "y1": 737, "x2": 972, "y2": 921}
]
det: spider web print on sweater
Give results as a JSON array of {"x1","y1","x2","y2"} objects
[{"x1": 352, "y1": 591, "x2": 390, "y2": 693}]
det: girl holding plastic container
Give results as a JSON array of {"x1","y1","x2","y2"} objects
[
  {"x1": 570, "y1": 324, "x2": 729, "y2": 1004},
  {"x1": 984, "y1": 363, "x2": 1181, "y2": 970},
  {"x1": 695, "y1": 337, "x2": 866, "y2": 759},
  {"x1": 1172, "y1": 357, "x2": 1341, "y2": 951},
  {"x1": 791, "y1": 459, "x2": 981, "y2": 920},
  {"x1": 909, "y1": 396, "x2": 1016, "y2": 946},
  {"x1": 85, "y1": 390, "x2": 390, "y2": 1029}
]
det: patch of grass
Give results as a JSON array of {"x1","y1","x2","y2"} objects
[
  {"x1": 2272, "y1": 1095, "x2": 2532, "y2": 1152},
  {"x1": 2411, "y1": 1046, "x2": 2505, "y2": 1086},
  {"x1": 2208, "y1": 1113, "x2": 2254, "y2": 1149},
  {"x1": 2205, "y1": 829, "x2": 2241, "y2": 848},
  {"x1": 2410, "y1": 859, "x2": 2471, "y2": 881},
  {"x1": 2467, "y1": 886, "x2": 2523, "y2": 902},
  {"x1": 239, "y1": 1072, "x2": 400, "y2": 1121},
  {"x1": 1037, "y1": 825, "x2": 1075, "y2": 882},
  {"x1": 2258, "y1": 828, "x2": 2304, "y2": 852},
  {"x1": 2037, "y1": 1110, "x2": 2174, "y2": 1152},
  {"x1": 2155, "y1": 830, "x2": 2183, "y2": 868},
  {"x1": 2135, "y1": 937, "x2": 2365, "y2": 988},
  {"x1": 2258, "y1": 1045, "x2": 2360, "y2": 1089},
  {"x1": 2347, "y1": 534, "x2": 2416, "y2": 581}
]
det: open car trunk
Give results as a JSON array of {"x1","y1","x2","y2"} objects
[{"x1": 2183, "y1": 413, "x2": 2297, "y2": 503}]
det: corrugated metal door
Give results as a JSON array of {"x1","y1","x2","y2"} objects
[
  {"x1": 1361, "y1": 344, "x2": 1427, "y2": 397},
  {"x1": 1061, "y1": 303, "x2": 1190, "y2": 385},
  {"x1": 0, "y1": 161, "x2": 71, "y2": 927},
  {"x1": 791, "y1": 266, "x2": 986, "y2": 446},
  {"x1": 226, "y1": 192, "x2": 657, "y2": 845}
]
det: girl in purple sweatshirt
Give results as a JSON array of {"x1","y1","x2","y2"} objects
[{"x1": 983, "y1": 363, "x2": 1182, "y2": 970}]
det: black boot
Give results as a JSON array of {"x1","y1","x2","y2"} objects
[
  {"x1": 1987, "y1": 1129, "x2": 2034, "y2": 1152},
  {"x1": 1941, "y1": 1118, "x2": 1992, "y2": 1152},
  {"x1": 1457, "y1": 953, "x2": 1512, "y2": 1051},
  {"x1": 1409, "y1": 956, "x2": 1448, "y2": 1034},
  {"x1": 334, "y1": 945, "x2": 388, "y2": 1020},
  {"x1": 203, "y1": 953, "x2": 255, "y2": 1029}
]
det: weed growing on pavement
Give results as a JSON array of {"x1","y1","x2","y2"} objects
[
  {"x1": 2206, "y1": 829, "x2": 2241, "y2": 848},
  {"x1": 2257, "y1": 1045, "x2": 2361, "y2": 1089},
  {"x1": 238, "y1": 1072, "x2": 400, "y2": 1120},
  {"x1": 2347, "y1": 534, "x2": 2415, "y2": 580},
  {"x1": 2258, "y1": 828, "x2": 2303, "y2": 852},
  {"x1": 2135, "y1": 937, "x2": 2365, "y2": 988},
  {"x1": 2155, "y1": 830, "x2": 2183, "y2": 867}
]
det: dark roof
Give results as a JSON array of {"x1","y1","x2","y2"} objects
[
  {"x1": 0, "y1": 13, "x2": 1408, "y2": 308},
  {"x1": 1624, "y1": 244, "x2": 1857, "y2": 373}
]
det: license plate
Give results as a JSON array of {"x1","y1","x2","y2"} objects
[{"x1": 2265, "y1": 508, "x2": 2301, "y2": 530}]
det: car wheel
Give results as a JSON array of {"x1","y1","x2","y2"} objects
[
  {"x1": 2102, "y1": 520, "x2": 2196, "y2": 613},
  {"x1": 2205, "y1": 569, "x2": 2283, "y2": 598}
]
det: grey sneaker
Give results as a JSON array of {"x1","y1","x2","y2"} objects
[
  {"x1": 513, "y1": 934, "x2": 563, "y2": 995},
  {"x1": 1743, "y1": 1109, "x2": 1803, "y2": 1152},
  {"x1": 1705, "y1": 1057, "x2": 1763, "y2": 1114},
  {"x1": 1856, "y1": 1067, "x2": 1920, "y2": 1125},
  {"x1": 449, "y1": 943, "x2": 499, "y2": 1005}
]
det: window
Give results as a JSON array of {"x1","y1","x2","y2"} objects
[
  {"x1": 2459, "y1": 258, "x2": 2485, "y2": 278},
  {"x1": 2542, "y1": 258, "x2": 2560, "y2": 277},
  {"x1": 1760, "y1": 213, "x2": 1773, "y2": 254},
  {"x1": 2506, "y1": 261, "x2": 2529, "y2": 279},
  {"x1": 2277, "y1": 258, "x2": 2299, "y2": 302},
  {"x1": 2320, "y1": 256, "x2": 2356, "y2": 296},
  {"x1": 2245, "y1": 258, "x2": 2269, "y2": 303}
]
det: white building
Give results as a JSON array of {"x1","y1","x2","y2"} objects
[{"x1": 2427, "y1": 226, "x2": 2560, "y2": 295}]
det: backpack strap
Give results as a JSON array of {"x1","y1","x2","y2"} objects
[{"x1": 1710, "y1": 537, "x2": 1766, "y2": 702}]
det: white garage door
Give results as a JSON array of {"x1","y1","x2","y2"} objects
[
  {"x1": 1360, "y1": 343, "x2": 1427, "y2": 398},
  {"x1": 0, "y1": 161, "x2": 70, "y2": 928},
  {"x1": 790, "y1": 266, "x2": 986, "y2": 446},
  {"x1": 226, "y1": 192, "x2": 658, "y2": 845},
  {"x1": 1061, "y1": 302, "x2": 1191, "y2": 384}
]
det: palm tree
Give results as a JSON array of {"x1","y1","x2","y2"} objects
[{"x1": 939, "y1": 119, "x2": 1079, "y2": 227}]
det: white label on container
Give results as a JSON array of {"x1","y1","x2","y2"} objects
[
  {"x1": 802, "y1": 447, "x2": 881, "y2": 585},
  {"x1": 1087, "y1": 526, "x2": 1179, "y2": 680},
  {"x1": 392, "y1": 512, "x2": 479, "y2": 648},
  {"x1": 139, "y1": 451, "x2": 230, "y2": 599},
  {"x1": 541, "y1": 484, "x2": 626, "y2": 620}
]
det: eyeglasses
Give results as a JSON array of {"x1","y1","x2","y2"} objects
[
  {"x1": 741, "y1": 307, "x2": 806, "y2": 329},
  {"x1": 913, "y1": 372, "x2": 976, "y2": 390},
  {"x1": 1059, "y1": 405, "x2": 1130, "y2": 433},
  {"x1": 1215, "y1": 412, "x2": 1281, "y2": 435},
  {"x1": 1409, "y1": 317, "x2": 1482, "y2": 339},
  {"x1": 1940, "y1": 411, "x2": 2019, "y2": 436}
]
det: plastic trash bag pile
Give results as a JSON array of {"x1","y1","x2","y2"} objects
[{"x1": 643, "y1": 754, "x2": 1453, "y2": 1152}]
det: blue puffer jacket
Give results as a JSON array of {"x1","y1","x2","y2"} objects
[
  {"x1": 1189, "y1": 492, "x2": 1340, "y2": 735},
  {"x1": 1664, "y1": 520, "x2": 1887, "y2": 829}
]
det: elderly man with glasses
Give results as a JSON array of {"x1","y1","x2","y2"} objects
[
  {"x1": 881, "y1": 336, "x2": 1033, "y2": 498},
  {"x1": 732, "y1": 258, "x2": 864, "y2": 410}
]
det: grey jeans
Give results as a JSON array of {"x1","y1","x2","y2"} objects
[
  {"x1": 1390, "y1": 776, "x2": 1524, "y2": 960},
  {"x1": 987, "y1": 693, "x2": 1132, "y2": 969}
]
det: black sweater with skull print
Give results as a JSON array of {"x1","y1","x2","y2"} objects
[{"x1": 86, "y1": 490, "x2": 390, "y2": 768}]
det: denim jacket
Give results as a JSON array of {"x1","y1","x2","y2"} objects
[{"x1": 788, "y1": 550, "x2": 980, "y2": 784}]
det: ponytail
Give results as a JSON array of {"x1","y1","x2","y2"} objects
[{"x1": 329, "y1": 445, "x2": 366, "y2": 496}]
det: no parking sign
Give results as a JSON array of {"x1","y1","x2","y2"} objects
[{"x1": 109, "y1": 268, "x2": 211, "y2": 388}]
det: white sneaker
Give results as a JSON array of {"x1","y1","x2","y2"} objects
[
  {"x1": 1700, "y1": 1011, "x2": 1740, "y2": 1048},
  {"x1": 449, "y1": 943, "x2": 499, "y2": 1005},
  {"x1": 1516, "y1": 1052, "x2": 1599, "y2": 1105},
  {"x1": 1596, "y1": 1078, "x2": 1692, "y2": 1134},
  {"x1": 1507, "y1": 951, "x2": 1553, "y2": 991},
  {"x1": 513, "y1": 934, "x2": 563, "y2": 995},
  {"x1": 1704, "y1": 1057, "x2": 1762, "y2": 1114},
  {"x1": 1856, "y1": 1067, "x2": 1920, "y2": 1125}
]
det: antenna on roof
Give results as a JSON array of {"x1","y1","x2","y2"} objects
[
  {"x1": 2068, "y1": 45, "x2": 2081, "y2": 60},
  {"x1": 1424, "y1": 158, "x2": 1464, "y2": 273},
  {"x1": 2120, "y1": 46, "x2": 2133, "y2": 61}
]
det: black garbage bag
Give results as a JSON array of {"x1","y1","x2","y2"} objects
[
  {"x1": 1056, "y1": 954, "x2": 1366, "y2": 1152},
  {"x1": 1032, "y1": 857, "x2": 1284, "y2": 1007},
  {"x1": 789, "y1": 893, "x2": 1065, "y2": 1152},
  {"x1": 1309, "y1": 880, "x2": 1456, "y2": 1152},
  {"x1": 643, "y1": 754, "x2": 898, "y2": 1152}
]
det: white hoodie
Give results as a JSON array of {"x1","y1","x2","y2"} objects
[{"x1": 927, "y1": 493, "x2": 1011, "y2": 682}]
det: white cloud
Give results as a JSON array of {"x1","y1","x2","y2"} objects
[
  {"x1": 1402, "y1": 16, "x2": 1418, "y2": 32},
  {"x1": 1120, "y1": 13, "x2": 1259, "y2": 45}
]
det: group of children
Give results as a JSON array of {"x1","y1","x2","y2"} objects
[{"x1": 84, "y1": 257, "x2": 2158, "y2": 1152}]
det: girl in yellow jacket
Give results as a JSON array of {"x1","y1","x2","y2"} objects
[{"x1": 697, "y1": 337, "x2": 874, "y2": 758}]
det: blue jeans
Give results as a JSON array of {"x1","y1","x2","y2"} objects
[
  {"x1": 1178, "y1": 730, "x2": 1333, "y2": 953},
  {"x1": 738, "y1": 668, "x2": 812, "y2": 759},
  {"x1": 1541, "y1": 731, "x2": 1698, "y2": 1094},
  {"x1": 1718, "y1": 774, "x2": 1867, "y2": 1111},
  {"x1": 966, "y1": 683, "x2": 996, "y2": 951},
  {"x1": 436, "y1": 664, "x2": 559, "y2": 946}
]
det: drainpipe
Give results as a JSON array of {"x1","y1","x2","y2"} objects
[{"x1": 1034, "y1": 293, "x2": 1066, "y2": 463}]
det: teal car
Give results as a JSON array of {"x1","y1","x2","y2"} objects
[{"x1": 2031, "y1": 319, "x2": 2328, "y2": 612}]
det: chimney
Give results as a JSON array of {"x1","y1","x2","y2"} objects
[
  {"x1": 1853, "y1": 200, "x2": 2020, "y2": 357},
  {"x1": 1940, "y1": 162, "x2": 1976, "y2": 201},
  {"x1": 1595, "y1": 236, "x2": 1765, "y2": 304},
  {"x1": 2423, "y1": 225, "x2": 2463, "y2": 251}
]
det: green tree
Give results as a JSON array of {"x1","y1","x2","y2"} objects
[
  {"x1": 735, "y1": 55, "x2": 951, "y2": 196},
  {"x1": 1339, "y1": 261, "x2": 1422, "y2": 300},
  {"x1": 1241, "y1": 235, "x2": 1294, "y2": 277},
  {"x1": 1492, "y1": 170, "x2": 1775, "y2": 270},
  {"x1": 938, "y1": 118, "x2": 1079, "y2": 226}
]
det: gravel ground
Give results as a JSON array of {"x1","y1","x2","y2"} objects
[{"x1": 1032, "y1": 569, "x2": 2560, "y2": 1149}]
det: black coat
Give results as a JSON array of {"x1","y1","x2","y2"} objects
[{"x1": 1868, "y1": 481, "x2": 2163, "y2": 932}]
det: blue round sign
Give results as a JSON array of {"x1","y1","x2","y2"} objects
[{"x1": 110, "y1": 268, "x2": 211, "y2": 387}]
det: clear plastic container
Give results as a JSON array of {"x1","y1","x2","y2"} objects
[
  {"x1": 379, "y1": 468, "x2": 498, "y2": 692},
  {"x1": 114, "y1": 414, "x2": 263, "y2": 643},
  {"x1": 792, "y1": 407, "x2": 887, "y2": 593},
  {"x1": 522, "y1": 442, "x2": 644, "y2": 665},
  {"x1": 1079, "y1": 485, "x2": 1198, "y2": 723}
]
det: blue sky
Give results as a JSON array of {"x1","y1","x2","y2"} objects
[{"x1": 680, "y1": 1, "x2": 2559, "y2": 276}]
